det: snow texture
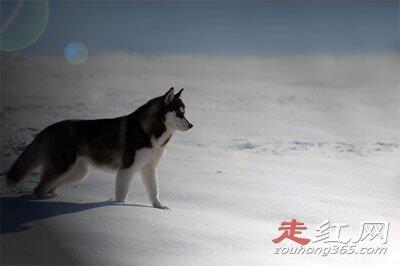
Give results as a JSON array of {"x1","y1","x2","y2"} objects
[{"x1": 1, "y1": 53, "x2": 399, "y2": 265}]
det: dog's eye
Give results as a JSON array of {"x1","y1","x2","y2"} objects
[
  {"x1": 175, "y1": 108, "x2": 184, "y2": 118},
  {"x1": 179, "y1": 107, "x2": 184, "y2": 114}
]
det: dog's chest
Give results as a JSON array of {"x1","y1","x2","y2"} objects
[
  {"x1": 152, "y1": 131, "x2": 172, "y2": 149},
  {"x1": 131, "y1": 132, "x2": 172, "y2": 169}
]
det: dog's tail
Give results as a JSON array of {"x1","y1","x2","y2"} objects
[{"x1": 6, "y1": 137, "x2": 43, "y2": 186}]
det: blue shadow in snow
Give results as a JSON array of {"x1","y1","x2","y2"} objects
[{"x1": 0, "y1": 194, "x2": 151, "y2": 234}]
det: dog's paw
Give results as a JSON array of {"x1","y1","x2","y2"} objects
[
  {"x1": 33, "y1": 190, "x2": 57, "y2": 199},
  {"x1": 46, "y1": 192, "x2": 58, "y2": 199},
  {"x1": 152, "y1": 202, "x2": 170, "y2": 210},
  {"x1": 114, "y1": 196, "x2": 128, "y2": 203}
]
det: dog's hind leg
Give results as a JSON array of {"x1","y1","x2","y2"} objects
[
  {"x1": 34, "y1": 160, "x2": 76, "y2": 199},
  {"x1": 49, "y1": 158, "x2": 90, "y2": 194},
  {"x1": 34, "y1": 169, "x2": 70, "y2": 199}
]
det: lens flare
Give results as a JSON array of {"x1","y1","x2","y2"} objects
[
  {"x1": 0, "y1": 1, "x2": 23, "y2": 33},
  {"x1": 0, "y1": 0, "x2": 49, "y2": 51},
  {"x1": 64, "y1": 42, "x2": 88, "y2": 65}
]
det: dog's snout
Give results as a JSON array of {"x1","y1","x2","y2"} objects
[{"x1": 188, "y1": 123, "x2": 193, "y2": 129}]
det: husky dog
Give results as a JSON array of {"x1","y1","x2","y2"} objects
[{"x1": 6, "y1": 87, "x2": 192, "y2": 209}]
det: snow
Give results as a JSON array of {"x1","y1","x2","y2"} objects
[{"x1": 1, "y1": 53, "x2": 399, "y2": 265}]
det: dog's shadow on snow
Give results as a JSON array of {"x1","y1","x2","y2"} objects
[{"x1": 1, "y1": 194, "x2": 151, "y2": 234}]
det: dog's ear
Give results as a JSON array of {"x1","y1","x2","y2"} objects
[
  {"x1": 175, "y1": 88, "x2": 184, "y2": 98},
  {"x1": 164, "y1": 87, "x2": 174, "y2": 105}
]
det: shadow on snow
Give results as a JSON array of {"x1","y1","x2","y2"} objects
[{"x1": 1, "y1": 194, "x2": 150, "y2": 234}]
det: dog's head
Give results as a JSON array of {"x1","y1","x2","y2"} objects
[{"x1": 162, "y1": 87, "x2": 193, "y2": 132}]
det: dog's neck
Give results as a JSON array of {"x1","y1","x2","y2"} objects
[{"x1": 133, "y1": 99, "x2": 169, "y2": 140}]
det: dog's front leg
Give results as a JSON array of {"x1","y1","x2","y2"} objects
[
  {"x1": 140, "y1": 164, "x2": 168, "y2": 209},
  {"x1": 115, "y1": 167, "x2": 135, "y2": 202}
]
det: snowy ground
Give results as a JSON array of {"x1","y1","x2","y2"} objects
[{"x1": 1, "y1": 53, "x2": 399, "y2": 265}]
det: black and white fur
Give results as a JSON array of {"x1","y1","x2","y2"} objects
[{"x1": 6, "y1": 87, "x2": 193, "y2": 209}]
